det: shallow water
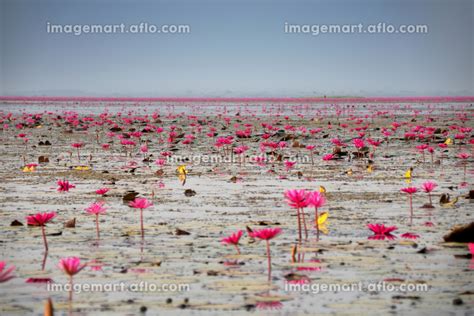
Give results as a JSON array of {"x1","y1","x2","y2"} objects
[{"x1": 0, "y1": 102, "x2": 473, "y2": 315}]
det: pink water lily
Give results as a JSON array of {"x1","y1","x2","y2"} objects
[
  {"x1": 400, "y1": 232, "x2": 420, "y2": 239},
  {"x1": 421, "y1": 181, "x2": 437, "y2": 206},
  {"x1": 26, "y1": 212, "x2": 57, "y2": 251},
  {"x1": 322, "y1": 153, "x2": 334, "y2": 161},
  {"x1": 59, "y1": 257, "x2": 86, "y2": 301},
  {"x1": 284, "y1": 189, "x2": 310, "y2": 241},
  {"x1": 306, "y1": 145, "x2": 316, "y2": 165},
  {"x1": 57, "y1": 179, "x2": 75, "y2": 192},
  {"x1": 129, "y1": 198, "x2": 153, "y2": 238},
  {"x1": 85, "y1": 201, "x2": 107, "y2": 239},
  {"x1": 59, "y1": 257, "x2": 86, "y2": 277},
  {"x1": 249, "y1": 228, "x2": 282, "y2": 281},
  {"x1": 155, "y1": 159, "x2": 166, "y2": 167},
  {"x1": 401, "y1": 187, "x2": 417, "y2": 226},
  {"x1": 221, "y1": 230, "x2": 243, "y2": 255},
  {"x1": 0, "y1": 261, "x2": 15, "y2": 283},
  {"x1": 307, "y1": 191, "x2": 326, "y2": 241},
  {"x1": 367, "y1": 224, "x2": 397, "y2": 240},
  {"x1": 71, "y1": 142, "x2": 84, "y2": 162},
  {"x1": 284, "y1": 160, "x2": 296, "y2": 172},
  {"x1": 457, "y1": 153, "x2": 470, "y2": 178},
  {"x1": 95, "y1": 188, "x2": 110, "y2": 196}
]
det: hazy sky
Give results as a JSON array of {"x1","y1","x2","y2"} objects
[{"x1": 0, "y1": 0, "x2": 473, "y2": 97}]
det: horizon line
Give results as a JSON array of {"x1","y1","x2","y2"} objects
[{"x1": 0, "y1": 95, "x2": 473, "y2": 103}]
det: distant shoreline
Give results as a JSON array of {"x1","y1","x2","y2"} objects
[{"x1": 0, "y1": 96, "x2": 473, "y2": 103}]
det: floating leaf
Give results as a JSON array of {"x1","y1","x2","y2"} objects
[{"x1": 184, "y1": 189, "x2": 196, "y2": 197}]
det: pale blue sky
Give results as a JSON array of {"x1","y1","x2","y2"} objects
[{"x1": 0, "y1": 0, "x2": 473, "y2": 96}]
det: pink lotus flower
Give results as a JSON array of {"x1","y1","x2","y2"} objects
[
  {"x1": 401, "y1": 187, "x2": 417, "y2": 225},
  {"x1": 367, "y1": 138, "x2": 381, "y2": 147},
  {"x1": 284, "y1": 160, "x2": 296, "y2": 171},
  {"x1": 421, "y1": 181, "x2": 437, "y2": 206},
  {"x1": 71, "y1": 142, "x2": 84, "y2": 162},
  {"x1": 249, "y1": 228, "x2": 282, "y2": 240},
  {"x1": 221, "y1": 230, "x2": 243, "y2": 255},
  {"x1": 234, "y1": 145, "x2": 249, "y2": 155},
  {"x1": 95, "y1": 188, "x2": 110, "y2": 196},
  {"x1": 71, "y1": 142, "x2": 84, "y2": 149},
  {"x1": 401, "y1": 187, "x2": 417, "y2": 194},
  {"x1": 26, "y1": 212, "x2": 57, "y2": 251},
  {"x1": 0, "y1": 261, "x2": 15, "y2": 283},
  {"x1": 88, "y1": 260, "x2": 103, "y2": 271},
  {"x1": 85, "y1": 201, "x2": 106, "y2": 238},
  {"x1": 121, "y1": 139, "x2": 136, "y2": 147},
  {"x1": 400, "y1": 232, "x2": 420, "y2": 239},
  {"x1": 129, "y1": 198, "x2": 153, "y2": 209},
  {"x1": 307, "y1": 191, "x2": 326, "y2": 208},
  {"x1": 331, "y1": 138, "x2": 345, "y2": 147},
  {"x1": 59, "y1": 257, "x2": 86, "y2": 301},
  {"x1": 469, "y1": 243, "x2": 474, "y2": 255},
  {"x1": 421, "y1": 181, "x2": 437, "y2": 193},
  {"x1": 367, "y1": 224, "x2": 397, "y2": 240},
  {"x1": 57, "y1": 179, "x2": 75, "y2": 192},
  {"x1": 27, "y1": 212, "x2": 56, "y2": 226},
  {"x1": 306, "y1": 145, "x2": 317, "y2": 164},
  {"x1": 307, "y1": 191, "x2": 326, "y2": 240},
  {"x1": 353, "y1": 138, "x2": 365, "y2": 150},
  {"x1": 59, "y1": 257, "x2": 86, "y2": 277},
  {"x1": 221, "y1": 230, "x2": 243, "y2": 245},
  {"x1": 249, "y1": 228, "x2": 282, "y2": 280},
  {"x1": 296, "y1": 258, "x2": 322, "y2": 271},
  {"x1": 25, "y1": 277, "x2": 52, "y2": 283},
  {"x1": 129, "y1": 198, "x2": 153, "y2": 238},
  {"x1": 457, "y1": 153, "x2": 470, "y2": 159},
  {"x1": 284, "y1": 189, "x2": 309, "y2": 241},
  {"x1": 155, "y1": 159, "x2": 166, "y2": 167},
  {"x1": 253, "y1": 156, "x2": 266, "y2": 166},
  {"x1": 322, "y1": 153, "x2": 334, "y2": 161},
  {"x1": 457, "y1": 153, "x2": 470, "y2": 178},
  {"x1": 284, "y1": 189, "x2": 309, "y2": 209}
]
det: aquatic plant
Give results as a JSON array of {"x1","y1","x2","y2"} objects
[
  {"x1": 249, "y1": 228, "x2": 282, "y2": 281},
  {"x1": 129, "y1": 198, "x2": 153, "y2": 238},
  {"x1": 26, "y1": 212, "x2": 56, "y2": 251},
  {"x1": 367, "y1": 224, "x2": 397, "y2": 240},
  {"x1": 307, "y1": 191, "x2": 326, "y2": 241},
  {"x1": 401, "y1": 187, "x2": 417, "y2": 225},
  {"x1": 421, "y1": 181, "x2": 437, "y2": 206},
  {"x1": 57, "y1": 179, "x2": 75, "y2": 193},
  {"x1": 58, "y1": 257, "x2": 86, "y2": 301},
  {"x1": 85, "y1": 201, "x2": 107, "y2": 239},
  {"x1": 284, "y1": 190, "x2": 309, "y2": 241},
  {"x1": 221, "y1": 230, "x2": 243, "y2": 255},
  {"x1": 0, "y1": 261, "x2": 15, "y2": 283}
]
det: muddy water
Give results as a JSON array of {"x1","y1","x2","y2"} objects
[{"x1": 0, "y1": 103, "x2": 473, "y2": 315}]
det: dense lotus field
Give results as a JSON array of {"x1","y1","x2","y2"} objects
[{"x1": 0, "y1": 101, "x2": 473, "y2": 315}]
